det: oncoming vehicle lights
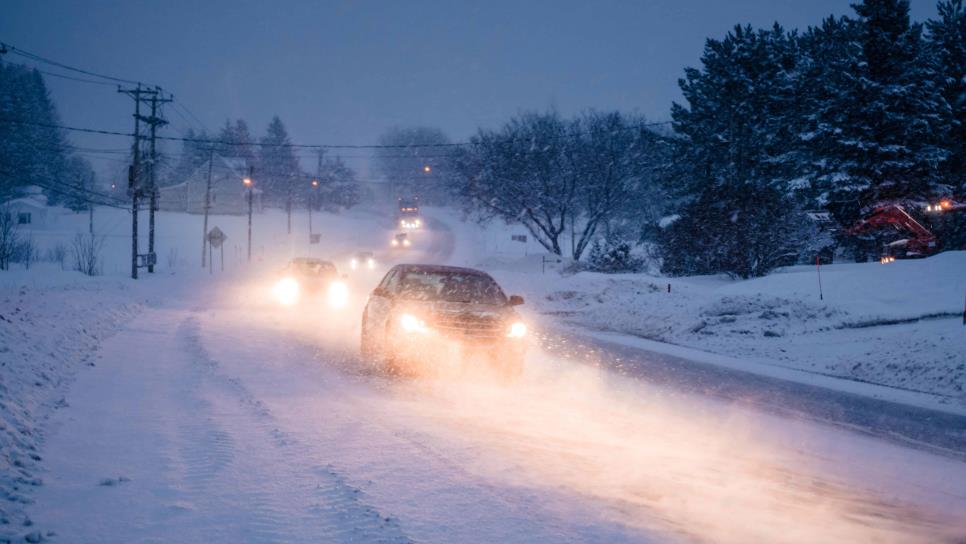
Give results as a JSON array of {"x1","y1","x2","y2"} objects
[
  {"x1": 507, "y1": 321, "x2": 528, "y2": 338},
  {"x1": 399, "y1": 313, "x2": 429, "y2": 334},
  {"x1": 272, "y1": 277, "x2": 300, "y2": 306}
]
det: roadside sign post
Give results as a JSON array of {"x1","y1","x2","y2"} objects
[
  {"x1": 207, "y1": 227, "x2": 228, "y2": 275},
  {"x1": 511, "y1": 234, "x2": 528, "y2": 256}
]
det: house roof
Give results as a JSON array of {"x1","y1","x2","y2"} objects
[{"x1": 2, "y1": 197, "x2": 48, "y2": 209}]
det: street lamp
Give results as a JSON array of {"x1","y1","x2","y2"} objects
[
  {"x1": 309, "y1": 179, "x2": 320, "y2": 239},
  {"x1": 243, "y1": 169, "x2": 253, "y2": 262},
  {"x1": 423, "y1": 165, "x2": 431, "y2": 173}
]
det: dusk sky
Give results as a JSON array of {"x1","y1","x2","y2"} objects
[{"x1": 1, "y1": 0, "x2": 940, "y2": 178}]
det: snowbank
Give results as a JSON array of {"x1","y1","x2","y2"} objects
[
  {"x1": 432, "y1": 208, "x2": 966, "y2": 404},
  {"x1": 0, "y1": 267, "x2": 141, "y2": 541}
]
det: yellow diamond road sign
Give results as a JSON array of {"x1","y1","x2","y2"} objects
[{"x1": 207, "y1": 227, "x2": 227, "y2": 249}]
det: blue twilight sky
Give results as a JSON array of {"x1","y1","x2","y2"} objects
[{"x1": 0, "y1": 0, "x2": 939, "y2": 178}]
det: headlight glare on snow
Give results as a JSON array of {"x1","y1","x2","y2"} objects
[
  {"x1": 328, "y1": 281, "x2": 349, "y2": 309},
  {"x1": 507, "y1": 321, "x2": 528, "y2": 338},
  {"x1": 272, "y1": 277, "x2": 300, "y2": 306}
]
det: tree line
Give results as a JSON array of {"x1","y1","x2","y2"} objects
[
  {"x1": 436, "y1": 0, "x2": 964, "y2": 276},
  {"x1": 167, "y1": 116, "x2": 360, "y2": 211}
]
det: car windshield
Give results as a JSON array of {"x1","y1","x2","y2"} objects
[
  {"x1": 292, "y1": 261, "x2": 335, "y2": 277},
  {"x1": 398, "y1": 270, "x2": 507, "y2": 305}
]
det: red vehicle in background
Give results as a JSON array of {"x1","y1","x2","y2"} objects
[{"x1": 845, "y1": 198, "x2": 964, "y2": 263}]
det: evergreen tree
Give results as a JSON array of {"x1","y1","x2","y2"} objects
[
  {"x1": 659, "y1": 183, "x2": 814, "y2": 278},
  {"x1": 672, "y1": 24, "x2": 801, "y2": 195},
  {"x1": 216, "y1": 118, "x2": 256, "y2": 167},
  {"x1": 0, "y1": 61, "x2": 71, "y2": 202},
  {"x1": 828, "y1": 0, "x2": 950, "y2": 208},
  {"x1": 927, "y1": 0, "x2": 966, "y2": 193},
  {"x1": 62, "y1": 156, "x2": 96, "y2": 212},
  {"x1": 257, "y1": 116, "x2": 303, "y2": 205},
  {"x1": 317, "y1": 155, "x2": 360, "y2": 210}
]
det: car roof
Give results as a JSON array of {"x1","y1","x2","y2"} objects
[
  {"x1": 392, "y1": 264, "x2": 493, "y2": 277},
  {"x1": 291, "y1": 257, "x2": 332, "y2": 265}
]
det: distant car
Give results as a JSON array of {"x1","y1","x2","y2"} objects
[
  {"x1": 350, "y1": 251, "x2": 376, "y2": 271},
  {"x1": 271, "y1": 257, "x2": 348, "y2": 308},
  {"x1": 361, "y1": 264, "x2": 527, "y2": 379},
  {"x1": 390, "y1": 232, "x2": 411, "y2": 248}
]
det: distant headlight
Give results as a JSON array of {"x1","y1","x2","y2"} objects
[
  {"x1": 414, "y1": 219, "x2": 421, "y2": 226},
  {"x1": 328, "y1": 281, "x2": 349, "y2": 308},
  {"x1": 400, "y1": 313, "x2": 429, "y2": 334},
  {"x1": 391, "y1": 239, "x2": 399, "y2": 246},
  {"x1": 272, "y1": 277, "x2": 300, "y2": 306},
  {"x1": 366, "y1": 258, "x2": 375, "y2": 269},
  {"x1": 403, "y1": 239, "x2": 411, "y2": 247},
  {"x1": 507, "y1": 321, "x2": 527, "y2": 338},
  {"x1": 350, "y1": 258, "x2": 358, "y2": 270}
]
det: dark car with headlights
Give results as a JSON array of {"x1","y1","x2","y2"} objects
[{"x1": 361, "y1": 264, "x2": 527, "y2": 378}]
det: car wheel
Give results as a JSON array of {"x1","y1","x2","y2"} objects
[{"x1": 360, "y1": 312, "x2": 373, "y2": 357}]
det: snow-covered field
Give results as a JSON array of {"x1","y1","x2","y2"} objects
[{"x1": 1, "y1": 204, "x2": 965, "y2": 543}]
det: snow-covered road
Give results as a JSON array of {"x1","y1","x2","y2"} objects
[
  {"x1": 7, "y1": 208, "x2": 964, "y2": 543},
  {"x1": 25, "y1": 268, "x2": 966, "y2": 543}
]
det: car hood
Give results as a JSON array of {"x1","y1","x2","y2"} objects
[{"x1": 399, "y1": 299, "x2": 514, "y2": 320}]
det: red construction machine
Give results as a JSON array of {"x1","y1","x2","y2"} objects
[{"x1": 845, "y1": 198, "x2": 963, "y2": 263}]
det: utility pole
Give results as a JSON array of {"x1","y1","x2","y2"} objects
[
  {"x1": 145, "y1": 89, "x2": 172, "y2": 274},
  {"x1": 202, "y1": 148, "x2": 214, "y2": 268},
  {"x1": 118, "y1": 85, "x2": 170, "y2": 278},
  {"x1": 118, "y1": 84, "x2": 144, "y2": 280},
  {"x1": 244, "y1": 166, "x2": 254, "y2": 262},
  {"x1": 87, "y1": 172, "x2": 95, "y2": 235}
]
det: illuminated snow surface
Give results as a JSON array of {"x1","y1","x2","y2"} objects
[{"x1": 2, "y1": 205, "x2": 964, "y2": 543}]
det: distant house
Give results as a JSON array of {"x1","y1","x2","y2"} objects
[
  {"x1": 2, "y1": 187, "x2": 50, "y2": 228},
  {"x1": 159, "y1": 155, "x2": 262, "y2": 214}
]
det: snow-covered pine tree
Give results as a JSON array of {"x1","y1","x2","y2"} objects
[
  {"x1": 927, "y1": 0, "x2": 966, "y2": 194},
  {"x1": 665, "y1": 25, "x2": 809, "y2": 276},
  {"x1": 822, "y1": 0, "x2": 950, "y2": 212},
  {"x1": 257, "y1": 116, "x2": 303, "y2": 206},
  {"x1": 0, "y1": 61, "x2": 71, "y2": 202},
  {"x1": 216, "y1": 118, "x2": 257, "y2": 168},
  {"x1": 316, "y1": 155, "x2": 360, "y2": 211}
]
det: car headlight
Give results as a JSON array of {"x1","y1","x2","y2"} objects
[
  {"x1": 350, "y1": 258, "x2": 358, "y2": 270},
  {"x1": 328, "y1": 281, "x2": 349, "y2": 308},
  {"x1": 272, "y1": 277, "x2": 300, "y2": 306},
  {"x1": 414, "y1": 219, "x2": 421, "y2": 226},
  {"x1": 403, "y1": 239, "x2": 411, "y2": 246},
  {"x1": 366, "y1": 258, "x2": 375, "y2": 269},
  {"x1": 507, "y1": 321, "x2": 527, "y2": 338},
  {"x1": 400, "y1": 313, "x2": 429, "y2": 333},
  {"x1": 391, "y1": 239, "x2": 399, "y2": 246}
]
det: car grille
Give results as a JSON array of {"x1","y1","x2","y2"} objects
[{"x1": 435, "y1": 313, "x2": 503, "y2": 343}]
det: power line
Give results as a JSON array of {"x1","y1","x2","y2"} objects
[
  {"x1": 1, "y1": 40, "x2": 154, "y2": 87},
  {"x1": 0, "y1": 117, "x2": 673, "y2": 152}
]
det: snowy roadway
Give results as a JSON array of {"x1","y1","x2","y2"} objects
[{"x1": 21, "y1": 221, "x2": 966, "y2": 543}]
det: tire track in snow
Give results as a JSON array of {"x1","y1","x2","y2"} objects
[{"x1": 177, "y1": 316, "x2": 411, "y2": 544}]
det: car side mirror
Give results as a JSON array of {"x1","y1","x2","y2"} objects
[
  {"x1": 508, "y1": 295, "x2": 524, "y2": 306},
  {"x1": 372, "y1": 287, "x2": 391, "y2": 298}
]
